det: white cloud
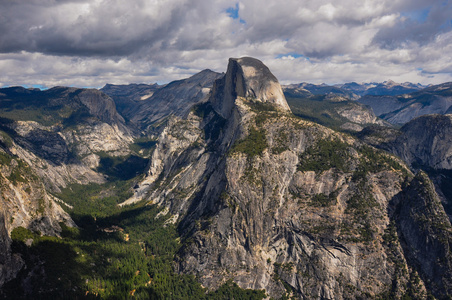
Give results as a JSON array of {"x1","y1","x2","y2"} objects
[{"x1": 0, "y1": 0, "x2": 451, "y2": 87}]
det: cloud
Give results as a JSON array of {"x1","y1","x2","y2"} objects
[
  {"x1": 372, "y1": 0, "x2": 452, "y2": 48},
  {"x1": 0, "y1": 0, "x2": 451, "y2": 87}
]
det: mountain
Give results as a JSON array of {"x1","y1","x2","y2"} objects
[
  {"x1": 358, "y1": 82, "x2": 452, "y2": 125},
  {"x1": 283, "y1": 86, "x2": 388, "y2": 131},
  {"x1": 121, "y1": 57, "x2": 451, "y2": 298},
  {"x1": 100, "y1": 83, "x2": 161, "y2": 118},
  {"x1": 0, "y1": 87, "x2": 137, "y2": 192},
  {"x1": 290, "y1": 81, "x2": 452, "y2": 127},
  {"x1": 1, "y1": 58, "x2": 452, "y2": 299},
  {"x1": 339, "y1": 80, "x2": 425, "y2": 97},
  {"x1": 390, "y1": 114, "x2": 452, "y2": 169},
  {"x1": 284, "y1": 80, "x2": 425, "y2": 100},
  {"x1": 128, "y1": 69, "x2": 223, "y2": 133},
  {"x1": 284, "y1": 82, "x2": 356, "y2": 99}
]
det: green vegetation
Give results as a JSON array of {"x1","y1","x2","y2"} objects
[
  {"x1": 4, "y1": 159, "x2": 266, "y2": 300},
  {"x1": 0, "y1": 151, "x2": 12, "y2": 165},
  {"x1": 297, "y1": 138, "x2": 350, "y2": 173},
  {"x1": 128, "y1": 137, "x2": 157, "y2": 157},
  {"x1": 57, "y1": 181, "x2": 134, "y2": 219},
  {"x1": 354, "y1": 145, "x2": 407, "y2": 177},
  {"x1": 96, "y1": 152, "x2": 148, "y2": 181},
  {"x1": 246, "y1": 100, "x2": 279, "y2": 127},
  {"x1": 245, "y1": 99, "x2": 278, "y2": 113},
  {"x1": 0, "y1": 129, "x2": 13, "y2": 147},
  {"x1": 272, "y1": 130, "x2": 289, "y2": 155},
  {"x1": 285, "y1": 94, "x2": 352, "y2": 130},
  {"x1": 0, "y1": 151, "x2": 33, "y2": 185},
  {"x1": 208, "y1": 280, "x2": 266, "y2": 299},
  {"x1": 0, "y1": 88, "x2": 90, "y2": 127},
  {"x1": 310, "y1": 192, "x2": 337, "y2": 207},
  {"x1": 231, "y1": 126, "x2": 268, "y2": 157}
]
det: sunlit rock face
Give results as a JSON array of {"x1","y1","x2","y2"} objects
[{"x1": 211, "y1": 57, "x2": 291, "y2": 119}]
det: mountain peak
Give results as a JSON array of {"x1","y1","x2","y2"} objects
[{"x1": 210, "y1": 57, "x2": 290, "y2": 118}]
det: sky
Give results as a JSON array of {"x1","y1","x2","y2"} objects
[{"x1": 1, "y1": 0, "x2": 452, "y2": 88}]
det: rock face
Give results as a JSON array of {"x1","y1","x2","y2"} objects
[
  {"x1": 126, "y1": 57, "x2": 450, "y2": 298},
  {"x1": 211, "y1": 57, "x2": 291, "y2": 119},
  {"x1": 391, "y1": 114, "x2": 452, "y2": 169},
  {"x1": 130, "y1": 69, "x2": 223, "y2": 132},
  {"x1": 335, "y1": 101, "x2": 388, "y2": 131},
  {"x1": 0, "y1": 209, "x2": 23, "y2": 287},
  {"x1": 0, "y1": 87, "x2": 134, "y2": 191},
  {"x1": 0, "y1": 146, "x2": 74, "y2": 286},
  {"x1": 100, "y1": 83, "x2": 161, "y2": 118},
  {"x1": 396, "y1": 172, "x2": 452, "y2": 296}
]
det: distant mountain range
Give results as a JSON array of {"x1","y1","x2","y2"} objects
[
  {"x1": 283, "y1": 80, "x2": 452, "y2": 126},
  {"x1": 284, "y1": 80, "x2": 426, "y2": 99}
]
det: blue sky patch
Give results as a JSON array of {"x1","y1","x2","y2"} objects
[
  {"x1": 226, "y1": 3, "x2": 239, "y2": 19},
  {"x1": 226, "y1": 3, "x2": 246, "y2": 24},
  {"x1": 402, "y1": 7, "x2": 431, "y2": 23},
  {"x1": 276, "y1": 53, "x2": 309, "y2": 60}
]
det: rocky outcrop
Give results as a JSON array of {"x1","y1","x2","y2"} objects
[
  {"x1": 396, "y1": 171, "x2": 452, "y2": 298},
  {"x1": 0, "y1": 209, "x2": 23, "y2": 288},
  {"x1": 0, "y1": 148, "x2": 74, "y2": 233},
  {"x1": 0, "y1": 87, "x2": 135, "y2": 191},
  {"x1": 0, "y1": 146, "x2": 75, "y2": 287},
  {"x1": 335, "y1": 101, "x2": 388, "y2": 131},
  {"x1": 211, "y1": 57, "x2": 290, "y2": 119},
  {"x1": 391, "y1": 114, "x2": 452, "y2": 169},
  {"x1": 125, "y1": 57, "x2": 441, "y2": 298}
]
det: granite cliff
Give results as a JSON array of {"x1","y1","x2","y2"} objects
[
  {"x1": 0, "y1": 87, "x2": 134, "y2": 290},
  {"x1": 123, "y1": 57, "x2": 451, "y2": 298}
]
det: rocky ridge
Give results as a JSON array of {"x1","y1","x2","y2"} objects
[
  {"x1": 0, "y1": 87, "x2": 135, "y2": 191},
  {"x1": 358, "y1": 82, "x2": 452, "y2": 125},
  {"x1": 129, "y1": 69, "x2": 223, "y2": 133},
  {"x1": 124, "y1": 57, "x2": 451, "y2": 298},
  {"x1": 283, "y1": 87, "x2": 388, "y2": 131},
  {"x1": 0, "y1": 87, "x2": 134, "y2": 287},
  {"x1": 0, "y1": 144, "x2": 75, "y2": 287}
]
